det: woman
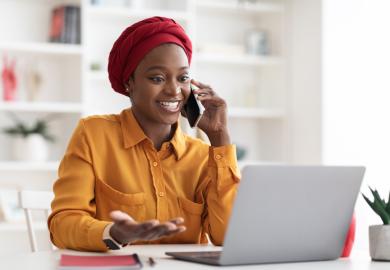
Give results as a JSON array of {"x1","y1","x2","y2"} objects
[{"x1": 48, "y1": 16, "x2": 240, "y2": 251}]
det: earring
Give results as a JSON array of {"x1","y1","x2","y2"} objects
[{"x1": 175, "y1": 86, "x2": 181, "y2": 94}]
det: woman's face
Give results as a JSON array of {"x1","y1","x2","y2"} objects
[{"x1": 126, "y1": 43, "x2": 191, "y2": 126}]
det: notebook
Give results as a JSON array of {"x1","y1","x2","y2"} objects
[{"x1": 59, "y1": 254, "x2": 142, "y2": 270}]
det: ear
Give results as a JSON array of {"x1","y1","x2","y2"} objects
[{"x1": 124, "y1": 76, "x2": 135, "y2": 98}]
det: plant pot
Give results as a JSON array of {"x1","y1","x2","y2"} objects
[
  {"x1": 369, "y1": 225, "x2": 390, "y2": 261},
  {"x1": 12, "y1": 134, "x2": 49, "y2": 162}
]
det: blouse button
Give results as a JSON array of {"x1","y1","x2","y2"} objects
[
  {"x1": 158, "y1": 192, "x2": 165, "y2": 197},
  {"x1": 215, "y1": 154, "x2": 222, "y2": 160},
  {"x1": 152, "y1": 161, "x2": 158, "y2": 167}
]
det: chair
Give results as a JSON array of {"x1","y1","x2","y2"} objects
[{"x1": 18, "y1": 190, "x2": 54, "y2": 252}]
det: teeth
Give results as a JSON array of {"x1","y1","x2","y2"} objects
[{"x1": 160, "y1": 101, "x2": 179, "y2": 109}]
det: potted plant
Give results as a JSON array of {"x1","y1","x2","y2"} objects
[
  {"x1": 362, "y1": 187, "x2": 390, "y2": 261},
  {"x1": 2, "y1": 114, "x2": 55, "y2": 162}
]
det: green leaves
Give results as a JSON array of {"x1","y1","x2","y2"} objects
[
  {"x1": 362, "y1": 187, "x2": 390, "y2": 225},
  {"x1": 2, "y1": 113, "x2": 56, "y2": 142}
]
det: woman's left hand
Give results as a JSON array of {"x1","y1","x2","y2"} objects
[{"x1": 191, "y1": 79, "x2": 231, "y2": 146}]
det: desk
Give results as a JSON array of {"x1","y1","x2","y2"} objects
[{"x1": 0, "y1": 244, "x2": 388, "y2": 270}]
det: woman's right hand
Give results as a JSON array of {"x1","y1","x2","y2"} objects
[{"x1": 109, "y1": 210, "x2": 186, "y2": 245}]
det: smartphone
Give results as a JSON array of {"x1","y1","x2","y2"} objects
[{"x1": 184, "y1": 84, "x2": 205, "y2": 128}]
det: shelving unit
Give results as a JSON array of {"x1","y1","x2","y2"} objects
[
  {"x1": 0, "y1": 1, "x2": 84, "y2": 218},
  {"x1": 0, "y1": 101, "x2": 83, "y2": 113},
  {"x1": 0, "y1": 161, "x2": 59, "y2": 172},
  {"x1": 196, "y1": 0, "x2": 285, "y2": 13},
  {"x1": 192, "y1": 0, "x2": 288, "y2": 161},
  {"x1": 0, "y1": 0, "x2": 290, "y2": 169},
  {"x1": 0, "y1": 0, "x2": 323, "y2": 251},
  {"x1": 0, "y1": 41, "x2": 83, "y2": 55},
  {"x1": 195, "y1": 53, "x2": 282, "y2": 66},
  {"x1": 87, "y1": 5, "x2": 190, "y2": 21}
]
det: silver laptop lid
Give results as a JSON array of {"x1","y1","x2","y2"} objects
[{"x1": 220, "y1": 165, "x2": 365, "y2": 265}]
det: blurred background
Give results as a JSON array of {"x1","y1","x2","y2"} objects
[{"x1": 0, "y1": 0, "x2": 389, "y2": 254}]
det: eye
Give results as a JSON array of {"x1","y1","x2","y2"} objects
[
  {"x1": 149, "y1": 76, "x2": 164, "y2": 83},
  {"x1": 179, "y1": 74, "x2": 190, "y2": 83}
]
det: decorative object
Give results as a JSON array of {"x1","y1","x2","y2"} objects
[
  {"x1": 90, "y1": 61, "x2": 102, "y2": 71},
  {"x1": 49, "y1": 5, "x2": 81, "y2": 44},
  {"x1": 0, "y1": 190, "x2": 24, "y2": 222},
  {"x1": 245, "y1": 29, "x2": 269, "y2": 55},
  {"x1": 3, "y1": 114, "x2": 55, "y2": 162},
  {"x1": 236, "y1": 144, "x2": 247, "y2": 160},
  {"x1": 362, "y1": 187, "x2": 390, "y2": 261},
  {"x1": 25, "y1": 66, "x2": 43, "y2": 101},
  {"x1": 1, "y1": 55, "x2": 18, "y2": 101}
]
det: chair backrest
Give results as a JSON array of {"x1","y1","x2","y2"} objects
[{"x1": 18, "y1": 190, "x2": 54, "y2": 252}]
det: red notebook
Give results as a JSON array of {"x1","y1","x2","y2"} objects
[{"x1": 59, "y1": 254, "x2": 142, "y2": 270}]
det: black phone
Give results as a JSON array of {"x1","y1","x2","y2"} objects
[{"x1": 183, "y1": 84, "x2": 204, "y2": 128}]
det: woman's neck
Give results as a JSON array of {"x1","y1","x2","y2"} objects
[{"x1": 132, "y1": 110, "x2": 175, "y2": 151}]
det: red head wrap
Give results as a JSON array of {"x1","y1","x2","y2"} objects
[{"x1": 108, "y1": 16, "x2": 192, "y2": 96}]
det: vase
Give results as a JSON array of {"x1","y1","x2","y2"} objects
[
  {"x1": 369, "y1": 224, "x2": 390, "y2": 261},
  {"x1": 12, "y1": 134, "x2": 49, "y2": 162}
]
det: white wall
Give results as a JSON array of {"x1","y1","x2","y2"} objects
[
  {"x1": 288, "y1": 0, "x2": 322, "y2": 164},
  {"x1": 323, "y1": 0, "x2": 390, "y2": 251}
]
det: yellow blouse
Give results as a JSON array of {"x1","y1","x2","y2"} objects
[{"x1": 48, "y1": 109, "x2": 240, "y2": 251}]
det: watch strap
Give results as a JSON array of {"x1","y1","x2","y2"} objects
[{"x1": 102, "y1": 223, "x2": 124, "y2": 250}]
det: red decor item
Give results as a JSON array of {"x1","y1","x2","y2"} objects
[
  {"x1": 2, "y1": 55, "x2": 18, "y2": 101},
  {"x1": 341, "y1": 213, "x2": 356, "y2": 257}
]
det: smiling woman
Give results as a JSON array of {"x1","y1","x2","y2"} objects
[
  {"x1": 47, "y1": 16, "x2": 240, "y2": 252},
  {"x1": 126, "y1": 44, "x2": 191, "y2": 138}
]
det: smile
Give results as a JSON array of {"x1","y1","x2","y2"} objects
[{"x1": 158, "y1": 100, "x2": 181, "y2": 112}]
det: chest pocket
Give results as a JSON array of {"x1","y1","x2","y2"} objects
[
  {"x1": 95, "y1": 178, "x2": 146, "y2": 222},
  {"x1": 176, "y1": 196, "x2": 205, "y2": 243}
]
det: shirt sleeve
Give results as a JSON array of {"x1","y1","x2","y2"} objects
[
  {"x1": 48, "y1": 120, "x2": 110, "y2": 251},
  {"x1": 199, "y1": 144, "x2": 241, "y2": 246}
]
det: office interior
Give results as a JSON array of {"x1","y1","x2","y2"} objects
[{"x1": 0, "y1": 0, "x2": 389, "y2": 257}]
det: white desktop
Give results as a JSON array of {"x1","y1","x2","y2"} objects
[{"x1": 0, "y1": 244, "x2": 387, "y2": 270}]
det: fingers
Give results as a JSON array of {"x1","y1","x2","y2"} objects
[
  {"x1": 138, "y1": 219, "x2": 186, "y2": 241},
  {"x1": 191, "y1": 80, "x2": 217, "y2": 101},
  {"x1": 109, "y1": 212, "x2": 186, "y2": 243},
  {"x1": 168, "y1": 217, "x2": 184, "y2": 225},
  {"x1": 133, "y1": 219, "x2": 159, "y2": 234},
  {"x1": 191, "y1": 79, "x2": 210, "y2": 89},
  {"x1": 110, "y1": 210, "x2": 136, "y2": 226}
]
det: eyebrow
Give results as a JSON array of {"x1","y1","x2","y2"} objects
[{"x1": 146, "y1": 65, "x2": 189, "y2": 72}]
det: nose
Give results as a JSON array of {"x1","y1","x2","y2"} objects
[{"x1": 165, "y1": 80, "x2": 182, "y2": 95}]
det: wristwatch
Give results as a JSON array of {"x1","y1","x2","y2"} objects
[{"x1": 102, "y1": 223, "x2": 125, "y2": 250}]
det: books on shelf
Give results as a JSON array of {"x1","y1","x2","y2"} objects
[
  {"x1": 59, "y1": 254, "x2": 142, "y2": 270},
  {"x1": 49, "y1": 5, "x2": 81, "y2": 44}
]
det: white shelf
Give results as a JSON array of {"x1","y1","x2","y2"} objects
[
  {"x1": 228, "y1": 107, "x2": 284, "y2": 119},
  {"x1": 195, "y1": 53, "x2": 282, "y2": 66},
  {"x1": 0, "y1": 42, "x2": 82, "y2": 56},
  {"x1": 87, "y1": 6, "x2": 191, "y2": 21},
  {"x1": 0, "y1": 102, "x2": 83, "y2": 113},
  {"x1": 0, "y1": 161, "x2": 59, "y2": 172},
  {"x1": 196, "y1": 0, "x2": 285, "y2": 14}
]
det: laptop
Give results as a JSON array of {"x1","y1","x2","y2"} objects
[{"x1": 166, "y1": 165, "x2": 365, "y2": 266}]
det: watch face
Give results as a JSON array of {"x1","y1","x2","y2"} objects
[{"x1": 103, "y1": 239, "x2": 120, "y2": 250}]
